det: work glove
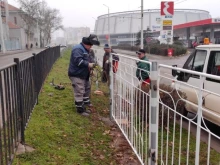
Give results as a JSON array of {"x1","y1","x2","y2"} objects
[
  {"x1": 105, "y1": 60, "x2": 109, "y2": 64},
  {"x1": 88, "y1": 63, "x2": 95, "y2": 68}
]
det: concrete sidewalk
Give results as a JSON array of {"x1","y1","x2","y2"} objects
[
  {"x1": 0, "y1": 49, "x2": 29, "y2": 56},
  {"x1": 0, "y1": 48, "x2": 44, "y2": 69}
]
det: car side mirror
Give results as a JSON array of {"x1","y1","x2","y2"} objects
[{"x1": 172, "y1": 65, "x2": 179, "y2": 77}]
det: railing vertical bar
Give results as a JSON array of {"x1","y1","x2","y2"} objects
[
  {"x1": 9, "y1": 66, "x2": 17, "y2": 149},
  {"x1": 165, "y1": 109, "x2": 170, "y2": 165},
  {"x1": 207, "y1": 133, "x2": 211, "y2": 165},
  {"x1": 0, "y1": 71, "x2": 5, "y2": 165},
  {"x1": 161, "y1": 105, "x2": 165, "y2": 165},
  {"x1": 186, "y1": 121, "x2": 191, "y2": 165},
  {"x1": 14, "y1": 58, "x2": 25, "y2": 144},
  {"x1": 178, "y1": 116, "x2": 183, "y2": 165},
  {"x1": 0, "y1": 71, "x2": 8, "y2": 165},
  {"x1": 5, "y1": 68, "x2": 13, "y2": 161}
]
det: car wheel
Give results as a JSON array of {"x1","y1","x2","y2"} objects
[{"x1": 180, "y1": 107, "x2": 188, "y2": 117}]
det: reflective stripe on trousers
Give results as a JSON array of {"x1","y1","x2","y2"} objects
[{"x1": 69, "y1": 77, "x2": 91, "y2": 104}]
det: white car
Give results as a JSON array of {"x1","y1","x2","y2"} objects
[{"x1": 172, "y1": 44, "x2": 220, "y2": 126}]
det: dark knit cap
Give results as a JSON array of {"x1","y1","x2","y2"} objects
[
  {"x1": 136, "y1": 49, "x2": 146, "y2": 54},
  {"x1": 82, "y1": 34, "x2": 100, "y2": 46},
  {"x1": 82, "y1": 37, "x2": 93, "y2": 45}
]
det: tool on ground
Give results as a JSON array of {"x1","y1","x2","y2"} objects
[{"x1": 50, "y1": 78, "x2": 65, "y2": 90}]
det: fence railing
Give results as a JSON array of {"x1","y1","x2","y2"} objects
[
  {"x1": 0, "y1": 46, "x2": 61, "y2": 165},
  {"x1": 105, "y1": 52, "x2": 220, "y2": 165}
]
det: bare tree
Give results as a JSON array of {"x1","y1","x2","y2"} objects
[
  {"x1": 17, "y1": 0, "x2": 63, "y2": 48},
  {"x1": 42, "y1": 8, "x2": 63, "y2": 45},
  {"x1": 37, "y1": 0, "x2": 47, "y2": 47},
  {"x1": 17, "y1": 0, "x2": 41, "y2": 48},
  {"x1": 37, "y1": 1, "x2": 63, "y2": 47}
]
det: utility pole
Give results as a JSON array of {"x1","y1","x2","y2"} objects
[
  {"x1": 92, "y1": 17, "x2": 96, "y2": 35},
  {"x1": 0, "y1": 2, "x2": 6, "y2": 53},
  {"x1": 140, "y1": 0, "x2": 144, "y2": 49},
  {"x1": 37, "y1": 21, "x2": 40, "y2": 48},
  {"x1": 103, "y1": 4, "x2": 110, "y2": 46}
]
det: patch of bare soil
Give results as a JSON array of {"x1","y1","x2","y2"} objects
[{"x1": 101, "y1": 117, "x2": 141, "y2": 165}]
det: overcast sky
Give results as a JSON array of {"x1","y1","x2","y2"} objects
[{"x1": 8, "y1": 0, "x2": 220, "y2": 32}]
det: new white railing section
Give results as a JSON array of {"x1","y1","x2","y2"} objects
[{"x1": 94, "y1": 47, "x2": 220, "y2": 165}]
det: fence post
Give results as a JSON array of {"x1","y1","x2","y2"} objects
[
  {"x1": 195, "y1": 75, "x2": 205, "y2": 165},
  {"x1": 14, "y1": 58, "x2": 25, "y2": 144},
  {"x1": 109, "y1": 53, "x2": 113, "y2": 120},
  {"x1": 149, "y1": 61, "x2": 159, "y2": 164},
  {"x1": 32, "y1": 53, "x2": 38, "y2": 105}
]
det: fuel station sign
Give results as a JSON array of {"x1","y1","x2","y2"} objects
[{"x1": 160, "y1": 1, "x2": 174, "y2": 44}]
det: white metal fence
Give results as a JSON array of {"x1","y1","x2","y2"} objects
[{"x1": 96, "y1": 49, "x2": 220, "y2": 165}]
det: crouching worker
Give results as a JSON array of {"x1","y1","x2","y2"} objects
[
  {"x1": 136, "y1": 49, "x2": 150, "y2": 88},
  {"x1": 68, "y1": 34, "x2": 100, "y2": 116}
]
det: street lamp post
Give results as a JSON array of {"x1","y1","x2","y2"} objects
[
  {"x1": 0, "y1": 4, "x2": 6, "y2": 53},
  {"x1": 92, "y1": 17, "x2": 97, "y2": 35},
  {"x1": 103, "y1": 4, "x2": 110, "y2": 46},
  {"x1": 37, "y1": 21, "x2": 40, "y2": 48},
  {"x1": 140, "y1": 0, "x2": 144, "y2": 49}
]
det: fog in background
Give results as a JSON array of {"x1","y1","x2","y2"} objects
[{"x1": 8, "y1": 0, "x2": 220, "y2": 34}]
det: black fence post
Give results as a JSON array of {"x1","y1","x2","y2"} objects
[
  {"x1": 32, "y1": 53, "x2": 38, "y2": 105},
  {"x1": 14, "y1": 58, "x2": 25, "y2": 144}
]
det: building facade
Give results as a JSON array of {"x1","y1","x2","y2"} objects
[
  {"x1": 0, "y1": 3, "x2": 40, "y2": 51},
  {"x1": 64, "y1": 27, "x2": 90, "y2": 45},
  {"x1": 94, "y1": 9, "x2": 211, "y2": 46},
  {"x1": 8, "y1": 4, "x2": 39, "y2": 49}
]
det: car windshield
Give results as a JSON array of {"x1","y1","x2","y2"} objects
[{"x1": 192, "y1": 50, "x2": 207, "y2": 72}]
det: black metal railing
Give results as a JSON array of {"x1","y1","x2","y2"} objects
[{"x1": 0, "y1": 46, "x2": 61, "y2": 164}]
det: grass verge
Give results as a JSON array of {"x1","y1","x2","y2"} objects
[
  {"x1": 13, "y1": 49, "x2": 119, "y2": 165},
  {"x1": 12, "y1": 48, "x2": 220, "y2": 165}
]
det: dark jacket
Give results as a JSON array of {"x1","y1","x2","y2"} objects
[
  {"x1": 68, "y1": 43, "x2": 90, "y2": 80},
  {"x1": 102, "y1": 49, "x2": 119, "y2": 72},
  {"x1": 136, "y1": 56, "x2": 150, "y2": 81},
  {"x1": 89, "y1": 49, "x2": 95, "y2": 63}
]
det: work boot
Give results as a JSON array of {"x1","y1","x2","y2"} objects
[
  {"x1": 80, "y1": 112, "x2": 90, "y2": 117},
  {"x1": 76, "y1": 107, "x2": 90, "y2": 116},
  {"x1": 75, "y1": 101, "x2": 90, "y2": 116},
  {"x1": 83, "y1": 104, "x2": 91, "y2": 114},
  {"x1": 88, "y1": 103, "x2": 93, "y2": 107},
  {"x1": 83, "y1": 99, "x2": 92, "y2": 113}
]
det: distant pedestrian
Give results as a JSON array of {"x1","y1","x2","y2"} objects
[
  {"x1": 0, "y1": 44, "x2": 1, "y2": 52},
  {"x1": 26, "y1": 44, "x2": 28, "y2": 49},
  {"x1": 30, "y1": 43, "x2": 33, "y2": 48},
  {"x1": 36, "y1": 42, "x2": 38, "y2": 47}
]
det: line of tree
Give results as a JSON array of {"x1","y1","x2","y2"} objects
[
  {"x1": 135, "y1": 28, "x2": 155, "y2": 46},
  {"x1": 17, "y1": 0, "x2": 63, "y2": 48}
]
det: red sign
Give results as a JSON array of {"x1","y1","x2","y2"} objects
[
  {"x1": 105, "y1": 35, "x2": 109, "y2": 40},
  {"x1": 161, "y1": 1, "x2": 174, "y2": 16},
  {"x1": 146, "y1": 37, "x2": 152, "y2": 43}
]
